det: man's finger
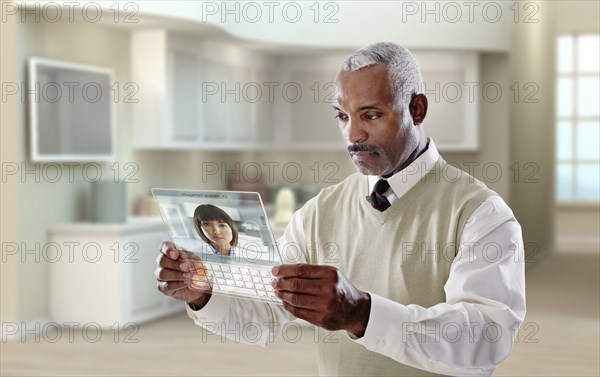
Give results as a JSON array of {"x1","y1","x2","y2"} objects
[
  {"x1": 189, "y1": 277, "x2": 213, "y2": 292},
  {"x1": 280, "y1": 300, "x2": 318, "y2": 322},
  {"x1": 155, "y1": 267, "x2": 189, "y2": 282},
  {"x1": 157, "y1": 281, "x2": 188, "y2": 296},
  {"x1": 276, "y1": 290, "x2": 320, "y2": 310},
  {"x1": 156, "y1": 254, "x2": 203, "y2": 272},
  {"x1": 159, "y1": 241, "x2": 189, "y2": 260},
  {"x1": 272, "y1": 277, "x2": 323, "y2": 295},
  {"x1": 272, "y1": 263, "x2": 335, "y2": 279}
]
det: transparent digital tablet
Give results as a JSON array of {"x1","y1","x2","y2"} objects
[{"x1": 152, "y1": 188, "x2": 282, "y2": 304}]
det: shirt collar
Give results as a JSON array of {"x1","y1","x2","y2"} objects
[
  {"x1": 210, "y1": 243, "x2": 235, "y2": 257},
  {"x1": 367, "y1": 138, "x2": 440, "y2": 200}
]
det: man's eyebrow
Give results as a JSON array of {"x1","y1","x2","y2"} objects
[
  {"x1": 332, "y1": 104, "x2": 382, "y2": 112},
  {"x1": 357, "y1": 105, "x2": 382, "y2": 111}
]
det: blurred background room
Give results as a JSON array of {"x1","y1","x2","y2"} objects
[{"x1": 1, "y1": 1, "x2": 598, "y2": 375}]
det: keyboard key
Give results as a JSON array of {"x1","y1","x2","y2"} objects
[
  {"x1": 239, "y1": 268, "x2": 249, "y2": 275},
  {"x1": 259, "y1": 270, "x2": 270, "y2": 277},
  {"x1": 250, "y1": 269, "x2": 260, "y2": 276},
  {"x1": 252, "y1": 276, "x2": 262, "y2": 283},
  {"x1": 214, "y1": 271, "x2": 223, "y2": 278},
  {"x1": 230, "y1": 287, "x2": 259, "y2": 296},
  {"x1": 220, "y1": 265, "x2": 230, "y2": 272},
  {"x1": 242, "y1": 275, "x2": 252, "y2": 282},
  {"x1": 235, "y1": 280, "x2": 245, "y2": 288},
  {"x1": 244, "y1": 281, "x2": 254, "y2": 289},
  {"x1": 262, "y1": 277, "x2": 272, "y2": 285},
  {"x1": 223, "y1": 272, "x2": 233, "y2": 279},
  {"x1": 219, "y1": 283, "x2": 235, "y2": 292},
  {"x1": 230, "y1": 267, "x2": 240, "y2": 274}
]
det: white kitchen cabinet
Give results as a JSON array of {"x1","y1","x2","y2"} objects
[
  {"x1": 131, "y1": 31, "x2": 273, "y2": 150},
  {"x1": 49, "y1": 218, "x2": 182, "y2": 328},
  {"x1": 131, "y1": 30, "x2": 479, "y2": 151}
]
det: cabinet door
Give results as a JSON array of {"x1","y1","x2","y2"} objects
[
  {"x1": 171, "y1": 52, "x2": 201, "y2": 141},
  {"x1": 229, "y1": 66, "x2": 254, "y2": 143},
  {"x1": 203, "y1": 61, "x2": 231, "y2": 143},
  {"x1": 290, "y1": 71, "x2": 342, "y2": 146},
  {"x1": 128, "y1": 230, "x2": 178, "y2": 322},
  {"x1": 254, "y1": 69, "x2": 275, "y2": 144}
]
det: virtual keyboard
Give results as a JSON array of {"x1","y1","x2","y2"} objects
[{"x1": 201, "y1": 262, "x2": 282, "y2": 304}]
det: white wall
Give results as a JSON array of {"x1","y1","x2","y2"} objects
[
  {"x1": 1, "y1": 15, "x2": 132, "y2": 322},
  {"x1": 1, "y1": 7, "x2": 21, "y2": 324},
  {"x1": 509, "y1": 1, "x2": 557, "y2": 261}
]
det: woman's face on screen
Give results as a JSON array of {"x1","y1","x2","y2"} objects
[{"x1": 200, "y1": 219, "x2": 233, "y2": 248}]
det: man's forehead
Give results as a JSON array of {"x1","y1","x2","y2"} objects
[{"x1": 334, "y1": 64, "x2": 394, "y2": 107}]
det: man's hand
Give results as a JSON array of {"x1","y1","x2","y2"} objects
[
  {"x1": 156, "y1": 241, "x2": 212, "y2": 309},
  {"x1": 271, "y1": 264, "x2": 371, "y2": 338}
]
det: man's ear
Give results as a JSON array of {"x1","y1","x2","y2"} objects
[{"x1": 409, "y1": 94, "x2": 428, "y2": 125}]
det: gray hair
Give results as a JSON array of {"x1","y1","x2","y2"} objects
[{"x1": 341, "y1": 42, "x2": 423, "y2": 109}]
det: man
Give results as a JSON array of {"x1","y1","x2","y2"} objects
[{"x1": 155, "y1": 42, "x2": 526, "y2": 376}]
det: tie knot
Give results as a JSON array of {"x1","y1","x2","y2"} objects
[
  {"x1": 373, "y1": 179, "x2": 390, "y2": 195},
  {"x1": 366, "y1": 179, "x2": 391, "y2": 212}
]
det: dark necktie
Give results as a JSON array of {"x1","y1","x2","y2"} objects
[{"x1": 366, "y1": 179, "x2": 391, "y2": 212}]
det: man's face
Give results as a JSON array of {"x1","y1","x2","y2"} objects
[{"x1": 334, "y1": 63, "x2": 419, "y2": 176}]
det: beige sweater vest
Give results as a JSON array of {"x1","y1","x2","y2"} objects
[{"x1": 301, "y1": 157, "x2": 495, "y2": 376}]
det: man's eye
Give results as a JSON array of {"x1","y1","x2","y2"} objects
[
  {"x1": 335, "y1": 113, "x2": 348, "y2": 121},
  {"x1": 364, "y1": 113, "x2": 379, "y2": 120}
]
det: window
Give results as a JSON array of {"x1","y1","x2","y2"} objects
[{"x1": 556, "y1": 34, "x2": 600, "y2": 202}]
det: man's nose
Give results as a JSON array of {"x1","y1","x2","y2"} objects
[{"x1": 346, "y1": 119, "x2": 367, "y2": 144}]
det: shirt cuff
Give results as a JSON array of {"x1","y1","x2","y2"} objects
[
  {"x1": 351, "y1": 293, "x2": 494, "y2": 376},
  {"x1": 185, "y1": 293, "x2": 232, "y2": 322},
  {"x1": 352, "y1": 292, "x2": 411, "y2": 352}
]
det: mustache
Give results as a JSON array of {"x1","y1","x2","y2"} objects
[{"x1": 347, "y1": 144, "x2": 380, "y2": 154}]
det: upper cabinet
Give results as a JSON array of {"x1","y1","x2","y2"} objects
[
  {"x1": 131, "y1": 31, "x2": 278, "y2": 149},
  {"x1": 131, "y1": 31, "x2": 479, "y2": 151}
]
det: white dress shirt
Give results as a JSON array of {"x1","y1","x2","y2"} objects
[{"x1": 187, "y1": 139, "x2": 526, "y2": 376}]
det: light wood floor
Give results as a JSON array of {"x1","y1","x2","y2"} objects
[{"x1": 2, "y1": 250, "x2": 598, "y2": 376}]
